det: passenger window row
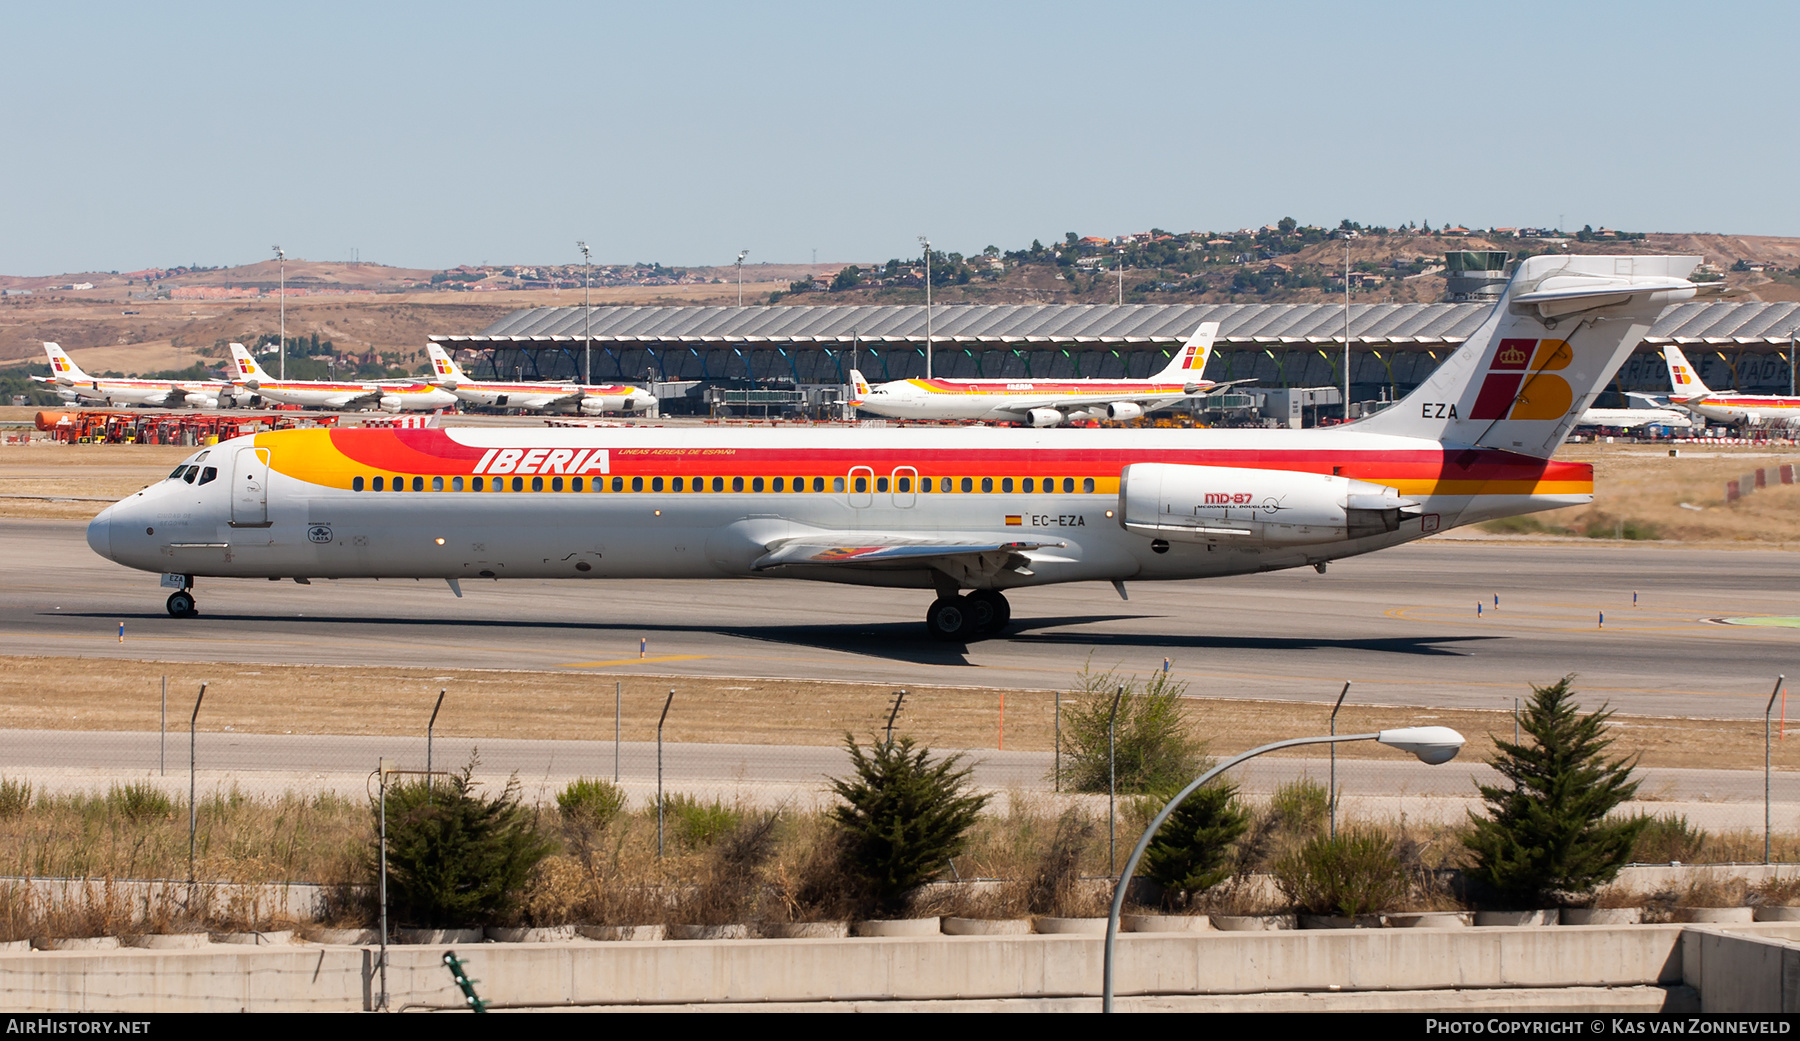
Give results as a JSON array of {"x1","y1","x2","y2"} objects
[{"x1": 347, "y1": 474, "x2": 1103, "y2": 494}]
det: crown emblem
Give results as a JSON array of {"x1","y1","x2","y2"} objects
[{"x1": 1497, "y1": 345, "x2": 1528, "y2": 365}]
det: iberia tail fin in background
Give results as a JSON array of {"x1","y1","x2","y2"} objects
[
  {"x1": 1351, "y1": 255, "x2": 1701, "y2": 457},
  {"x1": 425, "y1": 343, "x2": 470, "y2": 386},
  {"x1": 42, "y1": 343, "x2": 86, "y2": 383},
  {"x1": 226, "y1": 342, "x2": 274, "y2": 385},
  {"x1": 848, "y1": 369, "x2": 872, "y2": 405},
  {"x1": 1660, "y1": 343, "x2": 1713, "y2": 400},
  {"x1": 1151, "y1": 321, "x2": 1220, "y2": 383}
]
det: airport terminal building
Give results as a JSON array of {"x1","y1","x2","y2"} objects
[{"x1": 432, "y1": 300, "x2": 1800, "y2": 417}]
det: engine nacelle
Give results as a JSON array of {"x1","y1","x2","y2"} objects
[
  {"x1": 1027, "y1": 408, "x2": 1064, "y2": 427},
  {"x1": 379, "y1": 395, "x2": 404, "y2": 414},
  {"x1": 1119, "y1": 462, "x2": 1421, "y2": 547},
  {"x1": 184, "y1": 395, "x2": 220, "y2": 410},
  {"x1": 579, "y1": 396, "x2": 609, "y2": 416},
  {"x1": 1106, "y1": 401, "x2": 1144, "y2": 422}
]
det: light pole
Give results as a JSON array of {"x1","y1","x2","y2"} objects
[
  {"x1": 1117, "y1": 248, "x2": 1125, "y2": 306},
  {"x1": 272, "y1": 245, "x2": 286, "y2": 380},
  {"x1": 736, "y1": 250, "x2": 749, "y2": 307},
  {"x1": 1342, "y1": 234, "x2": 1352, "y2": 422},
  {"x1": 1102, "y1": 725, "x2": 1466, "y2": 1012},
  {"x1": 577, "y1": 241, "x2": 592, "y2": 385},
  {"x1": 919, "y1": 236, "x2": 932, "y2": 379}
]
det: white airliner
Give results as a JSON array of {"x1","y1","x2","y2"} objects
[
  {"x1": 227, "y1": 343, "x2": 458, "y2": 412},
  {"x1": 32, "y1": 343, "x2": 249, "y2": 409},
  {"x1": 850, "y1": 322, "x2": 1227, "y2": 426},
  {"x1": 89, "y1": 255, "x2": 1701, "y2": 639},
  {"x1": 1577, "y1": 393, "x2": 1693, "y2": 430},
  {"x1": 424, "y1": 344, "x2": 656, "y2": 415},
  {"x1": 1661, "y1": 343, "x2": 1800, "y2": 427}
]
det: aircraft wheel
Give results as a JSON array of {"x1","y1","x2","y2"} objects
[
  {"x1": 925, "y1": 597, "x2": 973, "y2": 642},
  {"x1": 166, "y1": 591, "x2": 197, "y2": 618},
  {"x1": 966, "y1": 590, "x2": 1011, "y2": 636}
]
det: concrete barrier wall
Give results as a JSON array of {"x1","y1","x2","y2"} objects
[{"x1": 0, "y1": 926, "x2": 1691, "y2": 1013}]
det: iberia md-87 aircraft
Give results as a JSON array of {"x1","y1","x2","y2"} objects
[
  {"x1": 850, "y1": 321, "x2": 1226, "y2": 426},
  {"x1": 32, "y1": 343, "x2": 249, "y2": 408},
  {"x1": 1662, "y1": 343, "x2": 1800, "y2": 427},
  {"x1": 424, "y1": 344, "x2": 656, "y2": 414},
  {"x1": 90, "y1": 255, "x2": 1701, "y2": 638},
  {"x1": 227, "y1": 343, "x2": 458, "y2": 412}
]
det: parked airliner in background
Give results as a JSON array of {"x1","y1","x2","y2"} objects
[
  {"x1": 32, "y1": 343, "x2": 249, "y2": 409},
  {"x1": 90, "y1": 256, "x2": 1703, "y2": 639},
  {"x1": 424, "y1": 344, "x2": 656, "y2": 415},
  {"x1": 1662, "y1": 343, "x2": 1800, "y2": 427},
  {"x1": 850, "y1": 321, "x2": 1229, "y2": 426},
  {"x1": 227, "y1": 343, "x2": 457, "y2": 412},
  {"x1": 1577, "y1": 391, "x2": 1693, "y2": 430}
]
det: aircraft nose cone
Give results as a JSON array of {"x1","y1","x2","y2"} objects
[{"x1": 86, "y1": 510, "x2": 112, "y2": 559}]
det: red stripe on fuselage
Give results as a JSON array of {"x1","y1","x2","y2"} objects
[{"x1": 320, "y1": 429, "x2": 1582, "y2": 485}]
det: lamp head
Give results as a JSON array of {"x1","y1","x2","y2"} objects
[{"x1": 1376, "y1": 726, "x2": 1465, "y2": 765}]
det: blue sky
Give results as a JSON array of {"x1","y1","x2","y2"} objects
[{"x1": 4, "y1": 1, "x2": 1794, "y2": 274}]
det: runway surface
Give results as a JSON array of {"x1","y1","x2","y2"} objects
[{"x1": 4, "y1": 518, "x2": 1797, "y2": 719}]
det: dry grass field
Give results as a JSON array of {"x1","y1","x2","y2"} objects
[{"x1": 2, "y1": 654, "x2": 1797, "y2": 774}]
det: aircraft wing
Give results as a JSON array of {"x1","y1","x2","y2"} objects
[
  {"x1": 752, "y1": 533, "x2": 1066, "y2": 583},
  {"x1": 322, "y1": 390, "x2": 383, "y2": 409},
  {"x1": 1035, "y1": 379, "x2": 1251, "y2": 412},
  {"x1": 523, "y1": 391, "x2": 585, "y2": 411}
]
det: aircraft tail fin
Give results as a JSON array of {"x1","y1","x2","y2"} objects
[
  {"x1": 1152, "y1": 321, "x2": 1220, "y2": 383},
  {"x1": 1661, "y1": 343, "x2": 1713, "y2": 400},
  {"x1": 226, "y1": 342, "x2": 272, "y2": 384},
  {"x1": 1350, "y1": 255, "x2": 1701, "y2": 457},
  {"x1": 425, "y1": 342, "x2": 469, "y2": 386},
  {"x1": 848, "y1": 369, "x2": 872, "y2": 405},
  {"x1": 43, "y1": 342, "x2": 86, "y2": 383}
]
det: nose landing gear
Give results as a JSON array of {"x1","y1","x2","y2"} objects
[
  {"x1": 924, "y1": 590, "x2": 1011, "y2": 642},
  {"x1": 166, "y1": 590, "x2": 197, "y2": 617}
]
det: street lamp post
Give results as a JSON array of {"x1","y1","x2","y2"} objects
[
  {"x1": 1101, "y1": 725, "x2": 1466, "y2": 1012},
  {"x1": 736, "y1": 250, "x2": 749, "y2": 307},
  {"x1": 577, "y1": 241, "x2": 592, "y2": 385},
  {"x1": 919, "y1": 236, "x2": 932, "y2": 379},
  {"x1": 1117, "y1": 248, "x2": 1125, "y2": 306},
  {"x1": 272, "y1": 245, "x2": 286, "y2": 380}
]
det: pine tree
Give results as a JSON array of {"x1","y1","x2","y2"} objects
[
  {"x1": 1139, "y1": 779, "x2": 1250, "y2": 897},
  {"x1": 1463, "y1": 676, "x2": 1646, "y2": 907},
  {"x1": 829, "y1": 735, "x2": 991, "y2": 916}
]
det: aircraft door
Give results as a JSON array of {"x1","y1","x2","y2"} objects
[
  {"x1": 891, "y1": 466, "x2": 917, "y2": 508},
  {"x1": 230, "y1": 447, "x2": 271, "y2": 527},
  {"x1": 847, "y1": 466, "x2": 874, "y2": 508}
]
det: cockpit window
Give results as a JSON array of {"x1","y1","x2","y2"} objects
[
  {"x1": 182, "y1": 467, "x2": 198, "y2": 484},
  {"x1": 197, "y1": 467, "x2": 217, "y2": 486},
  {"x1": 168, "y1": 465, "x2": 189, "y2": 481}
]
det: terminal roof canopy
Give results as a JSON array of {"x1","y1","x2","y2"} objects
[{"x1": 436, "y1": 302, "x2": 1800, "y2": 350}]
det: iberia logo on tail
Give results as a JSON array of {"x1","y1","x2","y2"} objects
[{"x1": 1469, "y1": 338, "x2": 1573, "y2": 421}]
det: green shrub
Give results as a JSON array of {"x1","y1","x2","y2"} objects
[
  {"x1": 106, "y1": 782, "x2": 172, "y2": 822},
  {"x1": 829, "y1": 735, "x2": 991, "y2": 917},
  {"x1": 1272, "y1": 829, "x2": 1407, "y2": 917},
  {"x1": 1463, "y1": 676, "x2": 1646, "y2": 907},
  {"x1": 1138, "y1": 780, "x2": 1250, "y2": 897},
  {"x1": 556, "y1": 778, "x2": 626, "y2": 829},
  {"x1": 1628, "y1": 813, "x2": 1707, "y2": 864},
  {"x1": 663, "y1": 794, "x2": 741, "y2": 847},
  {"x1": 1057, "y1": 668, "x2": 1206, "y2": 795},
  {"x1": 0, "y1": 778, "x2": 31, "y2": 818},
  {"x1": 1268, "y1": 778, "x2": 1330, "y2": 836},
  {"x1": 375, "y1": 764, "x2": 556, "y2": 928}
]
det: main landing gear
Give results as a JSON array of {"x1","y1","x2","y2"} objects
[{"x1": 925, "y1": 590, "x2": 1011, "y2": 642}]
